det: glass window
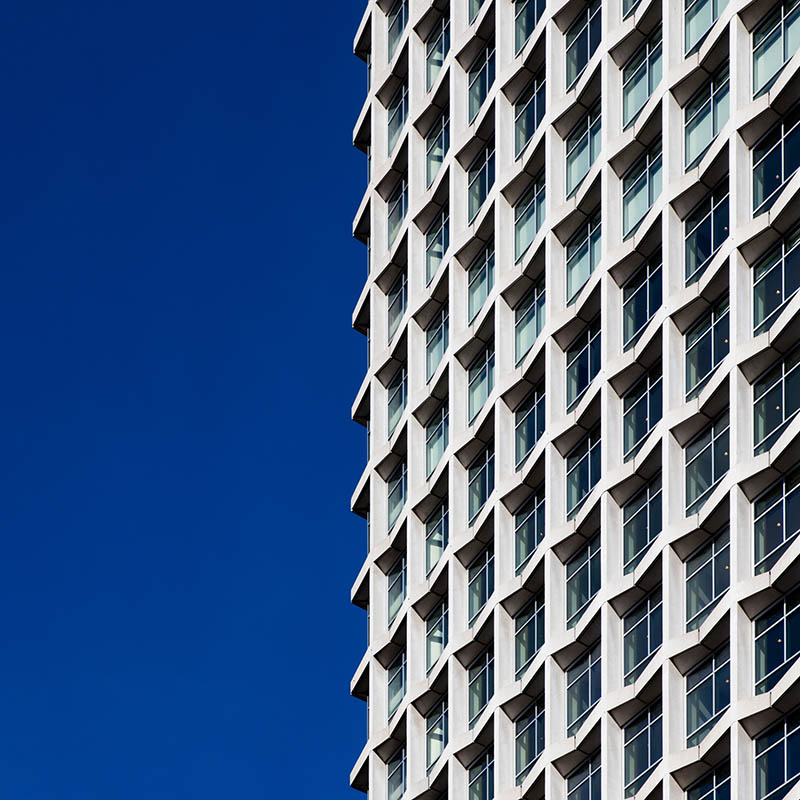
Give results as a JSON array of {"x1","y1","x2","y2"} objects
[
  {"x1": 515, "y1": 173, "x2": 546, "y2": 261},
  {"x1": 624, "y1": 701, "x2": 662, "y2": 797},
  {"x1": 387, "y1": 270, "x2": 408, "y2": 343},
  {"x1": 685, "y1": 410, "x2": 730, "y2": 515},
  {"x1": 515, "y1": 275, "x2": 546, "y2": 364},
  {"x1": 753, "y1": 0, "x2": 800, "y2": 96},
  {"x1": 515, "y1": 484, "x2": 546, "y2": 571},
  {"x1": 754, "y1": 347, "x2": 800, "y2": 455},
  {"x1": 387, "y1": 175, "x2": 408, "y2": 248},
  {"x1": 426, "y1": 501, "x2": 449, "y2": 575},
  {"x1": 387, "y1": 0, "x2": 408, "y2": 62},
  {"x1": 426, "y1": 601, "x2": 448, "y2": 673},
  {"x1": 426, "y1": 13, "x2": 450, "y2": 91},
  {"x1": 515, "y1": 382, "x2": 546, "y2": 469},
  {"x1": 515, "y1": 591, "x2": 545, "y2": 677},
  {"x1": 515, "y1": 695, "x2": 545, "y2": 784},
  {"x1": 623, "y1": 139, "x2": 663, "y2": 239},
  {"x1": 468, "y1": 343, "x2": 495, "y2": 422},
  {"x1": 387, "y1": 461, "x2": 407, "y2": 530},
  {"x1": 686, "y1": 0, "x2": 729, "y2": 54},
  {"x1": 755, "y1": 711, "x2": 800, "y2": 800},
  {"x1": 468, "y1": 43, "x2": 495, "y2": 123},
  {"x1": 469, "y1": 0, "x2": 486, "y2": 23},
  {"x1": 623, "y1": 587, "x2": 663, "y2": 684},
  {"x1": 567, "y1": 642, "x2": 601, "y2": 735},
  {"x1": 566, "y1": 315, "x2": 601, "y2": 409},
  {"x1": 623, "y1": 364, "x2": 663, "y2": 459},
  {"x1": 566, "y1": 0, "x2": 602, "y2": 89},
  {"x1": 387, "y1": 555, "x2": 407, "y2": 625},
  {"x1": 387, "y1": 650, "x2": 406, "y2": 718},
  {"x1": 426, "y1": 305, "x2": 449, "y2": 381},
  {"x1": 755, "y1": 589, "x2": 800, "y2": 693},
  {"x1": 685, "y1": 67, "x2": 730, "y2": 169},
  {"x1": 515, "y1": 70, "x2": 546, "y2": 157},
  {"x1": 426, "y1": 699, "x2": 448, "y2": 770},
  {"x1": 387, "y1": 365, "x2": 407, "y2": 436},
  {"x1": 754, "y1": 467, "x2": 800, "y2": 573},
  {"x1": 623, "y1": 475, "x2": 662, "y2": 573},
  {"x1": 426, "y1": 112, "x2": 450, "y2": 188},
  {"x1": 687, "y1": 761, "x2": 730, "y2": 800},
  {"x1": 566, "y1": 209, "x2": 601, "y2": 302},
  {"x1": 426, "y1": 402, "x2": 449, "y2": 477},
  {"x1": 426, "y1": 207, "x2": 449, "y2": 285},
  {"x1": 468, "y1": 241, "x2": 495, "y2": 322},
  {"x1": 468, "y1": 140, "x2": 496, "y2": 222},
  {"x1": 566, "y1": 532, "x2": 601, "y2": 628},
  {"x1": 566, "y1": 425, "x2": 601, "y2": 518},
  {"x1": 387, "y1": 745, "x2": 406, "y2": 800},
  {"x1": 685, "y1": 526, "x2": 730, "y2": 631},
  {"x1": 685, "y1": 296, "x2": 729, "y2": 399},
  {"x1": 623, "y1": 252, "x2": 662, "y2": 349},
  {"x1": 387, "y1": 83, "x2": 408, "y2": 155},
  {"x1": 754, "y1": 223, "x2": 800, "y2": 334},
  {"x1": 753, "y1": 104, "x2": 800, "y2": 214},
  {"x1": 566, "y1": 103, "x2": 601, "y2": 197},
  {"x1": 568, "y1": 753, "x2": 601, "y2": 800},
  {"x1": 469, "y1": 749, "x2": 494, "y2": 800},
  {"x1": 623, "y1": 28, "x2": 663, "y2": 128},
  {"x1": 468, "y1": 545, "x2": 494, "y2": 623},
  {"x1": 468, "y1": 648, "x2": 494, "y2": 724},
  {"x1": 516, "y1": 0, "x2": 546, "y2": 53},
  {"x1": 686, "y1": 644, "x2": 730, "y2": 746},
  {"x1": 685, "y1": 178, "x2": 730, "y2": 284}
]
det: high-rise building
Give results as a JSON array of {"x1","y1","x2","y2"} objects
[{"x1": 349, "y1": 0, "x2": 800, "y2": 798}]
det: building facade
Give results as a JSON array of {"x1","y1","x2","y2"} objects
[{"x1": 349, "y1": 0, "x2": 800, "y2": 798}]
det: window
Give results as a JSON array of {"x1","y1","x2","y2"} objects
[
  {"x1": 623, "y1": 366, "x2": 662, "y2": 460},
  {"x1": 754, "y1": 347, "x2": 800, "y2": 455},
  {"x1": 468, "y1": 545, "x2": 494, "y2": 622},
  {"x1": 686, "y1": 0, "x2": 729, "y2": 54},
  {"x1": 468, "y1": 343, "x2": 495, "y2": 422},
  {"x1": 623, "y1": 253, "x2": 662, "y2": 349},
  {"x1": 515, "y1": 484, "x2": 546, "y2": 571},
  {"x1": 754, "y1": 223, "x2": 800, "y2": 334},
  {"x1": 387, "y1": 745, "x2": 406, "y2": 800},
  {"x1": 566, "y1": 103, "x2": 601, "y2": 197},
  {"x1": 623, "y1": 476, "x2": 662, "y2": 573},
  {"x1": 387, "y1": 0, "x2": 408, "y2": 62},
  {"x1": 623, "y1": 587, "x2": 663, "y2": 684},
  {"x1": 426, "y1": 207, "x2": 449, "y2": 285},
  {"x1": 426, "y1": 402, "x2": 449, "y2": 477},
  {"x1": 753, "y1": 0, "x2": 800, "y2": 96},
  {"x1": 515, "y1": 173, "x2": 546, "y2": 261},
  {"x1": 566, "y1": 209, "x2": 601, "y2": 302},
  {"x1": 623, "y1": 28, "x2": 663, "y2": 128},
  {"x1": 387, "y1": 83, "x2": 408, "y2": 155},
  {"x1": 426, "y1": 699, "x2": 448, "y2": 770},
  {"x1": 468, "y1": 648, "x2": 494, "y2": 724},
  {"x1": 426, "y1": 601, "x2": 448, "y2": 672},
  {"x1": 754, "y1": 467, "x2": 800, "y2": 573},
  {"x1": 687, "y1": 761, "x2": 730, "y2": 800},
  {"x1": 469, "y1": 0, "x2": 486, "y2": 23},
  {"x1": 624, "y1": 701, "x2": 662, "y2": 797},
  {"x1": 755, "y1": 711, "x2": 800, "y2": 800},
  {"x1": 387, "y1": 650, "x2": 406, "y2": 718},
  {"x1": 387, "y1": 365, "x2": 407, "y2": 436},
  {"x1": 623, "y1": 139, "x2": 662, "y2": 239},
  {"x1": 387, "y1": 555, "x2": 407, "y2": 625},
  {"x1": 468, "y1": 241, "x2": 495, "y2": 322},
  {"x1": 426, "y1": 112, "x2": 450, "y2": 188},
  {"x1": 387, "y1": 175, "x2": 408, "y2": 248},
  {"x1": 468, "y1": 140, "x2": 495, "y2": 222},
  {"x1": 387, "y1": 461, "x2": 407, "y2": 530},
  {"x1": 387, "y1": 270, "x2": 408, "y2": 343},
  {"x1": 515, "y1": 696, "x2": 545, "y2": 784},
  {"x1": 426, "y1": 501, "x2": 449, "y2": 575},
  {"x1": 568, "y1": 753, "x2": 601, "y2": 800},
  {"x1": 624, "y1": 0, "x2": 644, "y2": 18},
  {"x1": 515, "y1": 382, "x2": 546, "y2": 468},
  {"x1": 686, "y1": 526, "x2": 730, "y2": 631},
  {"x1": 686, "y1": 645, "x2": 730, "y2": 746},
  {"x1": 426, "y1": 13, "x2": 450, "y2": 91},
  {"x1": 426, "y1": 306, "x2": 449, "y2": 381},
  {"x1": 753, "y1": 104, "x2": 800, "y2": 214},
  {"x1": 566, "y1": 0, "x2": 601, "y2": 89},
  {"x1": 516, "y1": 0, "x2": 546, "y2": 53},
  {"x1": 685, "y1": 67, "x2": 729, "y2": 169},
  {"x1": 468, "y1": 43, "x2": 495, "y2": 123},
  {"x1": 755, "y1": 589, "x2": 800, "y2": 693},
  {"x1": 685, "y1": 411, "x2": 730, "y2": 515},
  {"x1": 566, "y1": 425, "x2": 601, "y2": 518},
  {"x1": 515, "y1": 74, "x2": 547, "y2": 162},
  {"x1": 685, "y1": 179, "x2": 729, "y2": 284},
  {"x1": 567, "y1": 642, "x2": 601, "y2": 735},
  {"x1": 468, "y1": 749, "x2": 494, "y2": 800},
  {"x1": 566, "y1": 316, "x2": 601, "y2": 409},
  {"x1": 515, "y1": 591, "x2": 545, "y2": 677},
  {"x1": 566, "y1": 532, "x2": 601, "y2": 628},
  {"x1": 685, "y1": 296, "x2": 729, "y2": 399},
  {"x1": 515, "y1": 275, "x2": 546, "y2": 363}
]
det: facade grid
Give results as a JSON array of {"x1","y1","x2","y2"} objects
[{"x1": 349, "y1": 0, "x2": 800, "y2": 798}]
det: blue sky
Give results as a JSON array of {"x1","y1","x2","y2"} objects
[{"x1": 0, "y1": 1, "x2": 368, "y2": 796}]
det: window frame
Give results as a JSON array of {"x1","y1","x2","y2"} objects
[
  {"x1": 468, "y1": 647, "x2": 494, "y2": 725},
  {"x1": 753, "y1": 222, "x2": 800, "y2": 334},
  {"x1": 387, "y1": 461, "x2": 408, "y2": 531},
  {"x1": 468, "y1": 42, "x2": 496, "y2": 123},
  {"x1": 623, "y1": 474, "x2": 663, "y2": 574},
  {"x1": 622, "y1": 363, "x2": 663, "y2": 460},
  {"x1": 685, "y1": 296, "x2": 729, "y2": 399},
  {"x1": 753, "y1": 346, "x2": 800, "y2": 455},
  {"x1": 468, "y1": 543, "x2": 495, "y2": 622},
  {"x1": 426, "y1": 305, "x2": 449, "y2": 382},
  {"x1": 514, "y1": 69, "x2": 546, "y2": 157},
  {"x1": 754, "y1": 467, "x2": 800, "y2": 574},
  {"x1": 468, "y1": 342, "x2": 495, "y2": 423},
  {"x1": 515, "y1": 172, "x2": 546, "y2": 262},
  {"x1": 684, "y1": 67, "x2": 730, "y2": 170},
  {"x1": 515, "y1": 483, "x2": 546, "y2": 571},
  {"x1": 622, "y1": 252, "x2": 662, "y2": 350},
  {"x1": 684, "y1": 410, "x2": 730, "y2": 516},
  {"x1": 566, "y1": 209, "x2": 601, "y2": 304},
  {"x1": 684, "y1": 178, "x2": 730, "y2": 285},
  {"x1": 425, "y1": 401, "x2": 449, "y2": 478},
  {"x1": 566, "y1": 532, "x2": 601, "y2": 628},
  {"x1": 685, "y1": 526, "x2": 730, "y2": 631},
  {"x1": 566, "y1": 314, "x2": 601, "y2": 410},
  {"x1": 623, "y1": 587, "x2": 663, "y2": 684},
  {"x1": 566, "y1": 424, "x2": 602, "y2": 519},
  {"x1": 755, "y1": 588, "x2": 800, "y2": 693},
  {"x1": 622, "y1": 139, "x2": 663, "y2": 239},
  {"x1": 623, "y1": 700, "x2": 663, "y2": 797},
  {"x1": 686, "y1": 644, "x2": 731, "y2": 747},
  {"x1": 425, "y1": 111, "x2": 450, "y2": 189},
  {"x1": 425, "y1": 500, "x2": 449, "y2": 576},
  {"x1": 515, "y1": 591, "x2": 545, "y2": 678},
  {"x1": 566, "y1": 101, "x2": 602, "y2": 197},
  {"x1": 622, "y1": 27, "x2": 663, "y2": 129},
  {"x1": 566, "y1": 0, "x2": 602, "y2": 90},
  {"x1": 515, "y1": 694, "x2": 545, "y2": 784},
  {"x1": 467, "y1": 140, "x2": 496, "y2": 222},
  {"x1": 566, "y1": 641, "x2": 602, "y2": 735},
  {"x1": 387, "y1": 82, "x2": 409, "y2": 156},
  {"x1": 515, "y1": 274, "x2": 546, "y2": 364}
]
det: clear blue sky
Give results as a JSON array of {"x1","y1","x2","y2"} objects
[{"x1": 0, "y1": 1, "x2": 367, "y2": 796}]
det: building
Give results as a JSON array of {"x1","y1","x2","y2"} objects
[{"x1": 349, "y1": 0, "x2": 800, "y2": 798}]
